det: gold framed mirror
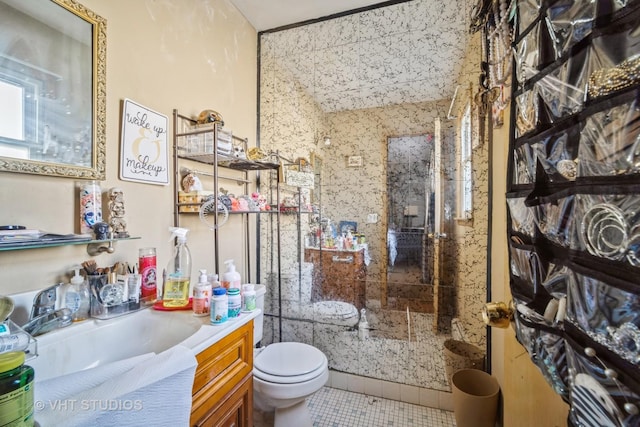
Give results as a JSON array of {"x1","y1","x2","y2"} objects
[{"x1": 0, "y1": 0, "x2": 106, "y2": 179}]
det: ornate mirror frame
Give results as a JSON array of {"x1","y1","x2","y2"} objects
[{"x1": 0, "y1": 0, "x2": 106, "y2": 179}]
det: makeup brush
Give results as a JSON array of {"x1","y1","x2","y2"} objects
[{"x1": 82, "y1": 259, "x2": 98, "y2": 275}]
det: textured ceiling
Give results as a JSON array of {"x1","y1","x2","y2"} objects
[
  {"x1": 229, "y1": 0, "x2": 389, "y2": 32},
  {"x1": 233, "y1": 0, "x2": 474, "y2": 112}
]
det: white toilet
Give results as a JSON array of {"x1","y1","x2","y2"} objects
[{"x1": 252, "y1": 285, "x2": 329, "y2": 427}]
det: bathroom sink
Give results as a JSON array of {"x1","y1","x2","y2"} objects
[{"x1": 27, "y1": 307, "x2": 205, "y2": 382}]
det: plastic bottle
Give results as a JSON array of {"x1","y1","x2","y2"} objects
[
  {"x1": 193, "y1": 269, "x2": 212, "y2": 317},
  {"x1": 227, "y1": 288, "x2": 241, "y2": 318},
  {"x1": 210, "y1": 288, "x2": 228, "y2": 324},
  {"x1": 65, "y1": 268, "x2": 90, "y2": 322},
  {"x1": 139, "y1": 247, "x2": 157, "y2": 300},
  {"x1": 242, "y1": 284, "x2": 256, "y2": 312},
  {"x1": 0, "y1": 352, "x2": 34, "y2": 425},
  {"x1": 79, "y1": 181, "x2": 102, "y2": 235},
  {"x1": 358, "y1": 308, "x2": 370, "y2": 340},
  {"x1": 221, "y1": 260, "x2": 241, "y2": 289},
  {"x1": 163, "y1": 227, "x2": 192, "y2": 308},
  {"x1": 208, "y1": 273, "x2": 220, "y2": 289}
]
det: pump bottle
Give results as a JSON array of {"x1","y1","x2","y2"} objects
[
  {"x1": 163, "y1": 227, "x2": 192, "y2": 308},
  {"x1": 221, "y1": 260, "x2": 241, "y2": 289},
  {"x1": 65, "y1": 268, "x2": 90, "y2": 321},
  {"x1": 193, "y1": 269, "x2": 212, "y2": 316}
]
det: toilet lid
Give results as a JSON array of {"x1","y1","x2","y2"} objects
[
  {"x1": 313, "y1": 301, "x2": 358, "y2": 320},
  {"x1": 254, "y1": 342, "x2": 326, "y2": 377}
]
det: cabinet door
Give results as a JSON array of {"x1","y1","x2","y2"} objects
[
  {"x1": 196, "y1": 375, "x2": 253, "y2": 427},
  {"x1": 191, "y1": 321, "x2": 253, "y2": 425}
]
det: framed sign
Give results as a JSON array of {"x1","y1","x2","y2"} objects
[
  {"x1": 347, "y1": 155, "x2": 363, "y2": 167},
  {"x1": 119, "y1": 98, "x2": 169, "y2": 185},
  {"x1": 285, "y1": 170, "x2": 314, "y2": 188}
]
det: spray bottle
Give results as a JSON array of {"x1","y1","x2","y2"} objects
[{"x1": 163, "y1": 227, "x2": 192, "y2": 308}]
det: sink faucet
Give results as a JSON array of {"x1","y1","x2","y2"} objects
[
  {"x1": 30, "y1": 283, "x2": 60, "y2": 320},
  {"x1": 23, "y1": 284, "x2": 73, "y2": 336}
]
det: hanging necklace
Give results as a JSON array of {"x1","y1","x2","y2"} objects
[{"x1": 488, "y1": 0, "x2": 514, "y2": 112}]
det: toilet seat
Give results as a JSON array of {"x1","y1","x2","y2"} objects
[{"x1": 254, "y1": 342, "x2": 327, "y2": 384}]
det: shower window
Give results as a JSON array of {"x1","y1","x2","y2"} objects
[{"x1": 457, "y1": 102, "x2": 473, "y2": 220}]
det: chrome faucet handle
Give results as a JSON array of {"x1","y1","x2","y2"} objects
[
  {"x1": 23, "y1": 308, "x2": 72, "y2": 337},
  {"x1": 30, "y1": 283, "x2": 62, "y2": 320}
]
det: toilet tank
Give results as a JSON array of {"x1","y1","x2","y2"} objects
[{"x1": 253, "y1": 284, "x2": 266, "y2": 346}]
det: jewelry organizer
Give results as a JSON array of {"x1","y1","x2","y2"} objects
[{"x1": 506, "y1": 0, "x2": 640, "y2": 425}]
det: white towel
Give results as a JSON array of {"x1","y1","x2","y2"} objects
[{"x1": 35, "y1": 345, "x2": 197, "y2": 427}]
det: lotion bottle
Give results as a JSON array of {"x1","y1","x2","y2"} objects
[
  {"x1": 193, "y1": 269, "x2": 211, "y2": 317},
  {"x1": 163, "y1": 227, "x2": 192, "y2": 308}
]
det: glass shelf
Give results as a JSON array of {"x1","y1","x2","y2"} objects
[{"x1": 0, "y1": 236, "x2": 140, "y2": 252}]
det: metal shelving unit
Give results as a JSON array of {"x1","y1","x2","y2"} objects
[{"x1": 172, "y1": 109, "x2": 279, "y2": 278}]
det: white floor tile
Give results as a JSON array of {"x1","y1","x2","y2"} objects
[{"x1": 308, "y1": 386, "x2": 456, "y2": 427}]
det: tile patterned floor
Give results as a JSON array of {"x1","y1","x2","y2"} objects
[{"x1": 308, "y1": 387, "x2": 456, "y2": 427}]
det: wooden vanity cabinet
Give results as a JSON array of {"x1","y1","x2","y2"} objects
[
  {"x1": 191, "y1": 320, "x2": 253, "y2": 427},
  {"x1": 304, "y1": 248, "x2": 367, "y2": 309}
]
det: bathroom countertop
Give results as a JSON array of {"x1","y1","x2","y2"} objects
[
  {"x1": 17, "y1": 302, "x2": 261, "y2": 382},
  {"x1": 177, "y1": 308, "x2": 261, "y2": 355}
]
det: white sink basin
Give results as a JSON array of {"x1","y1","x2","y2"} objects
[
  {"x1": 8, "y1": 288, "x2": 261, "y2": 383},
  {"x1": 28, "y1": 308, "x2": 206, "y2": 382}
]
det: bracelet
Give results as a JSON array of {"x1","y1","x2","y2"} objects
[{"x1": 581, "y1": 203, "x2": 628, "y2": 260}]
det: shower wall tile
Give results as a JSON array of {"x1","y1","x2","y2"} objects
[
  {"x1": 281, "y1": 318, "x2": 314, "y2": 345},
  {"x1": 359, "y1": 33, "x2": 412, "y2": 87},
  {"x1": 314, "y1": 43, "x2": 361, "y2": 93},
  {"x1": 272, "y1": 25, "x2": 314, "y2": 57},
  {"x1": 314, "y1": 14, "x2": 359, "y2": 50},
  {"x1": 358, "y1": 338, "x2": 404, "y2": 383},
  {"x1": 359, "y1": 2, "x2": 411, "y2": 41}
]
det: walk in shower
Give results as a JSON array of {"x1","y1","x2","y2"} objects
[{"x1": 257, "y1": 0, "x2": 487, "y2": 397}]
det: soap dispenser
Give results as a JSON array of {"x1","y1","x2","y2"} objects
[
  {"x1": 65, "y1": 268, "x2": 90, "y2": 322},
  {"x1": 221, "y1": 260, "x2": 241, "y2": 289}
]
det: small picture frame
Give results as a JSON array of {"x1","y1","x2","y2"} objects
[
  {"x1": 339, "y1": 221, "x2": 357, "y2": 235},
  {"x1": 347, "y1": 155, "x2": 363, "y2": 167}
]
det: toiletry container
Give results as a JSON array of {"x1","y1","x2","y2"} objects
[
  {"x1": 0, "y1": 351, "x2": 34, "y2": 426},
  {"x1": 0, "y1": 333, "x2": 30, "y2": 353},
  {"x1": 138, "y1": 247, "x2": 157, "y2": 300},
  {"x1": 242, "y1": 284, "x2": 256, "y2": 311},
  {"x1": 358, "y1": 308, "x2": 369, "y2": 340},
  {"x1": 79, "y1": 181, "x2": 103, "y2": 235},
  {"x1": 193, "y1": 269, "x2": 211, "y2": 317},
  {"x1": 221, "y1": 260, "x2": 241, "y2": 289},
  {"x1": 227, "y1": 288, "x2": 241, "y2": 318},
  {"x1": 65, "y1": 268, "x2": 90, "y2": 322},
  {"x1": 163, "y1": 228, "x2": 192, "y2": 308},
  {"x1": 210, "y1": 288, "x2": 228, "y2": 324}
]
